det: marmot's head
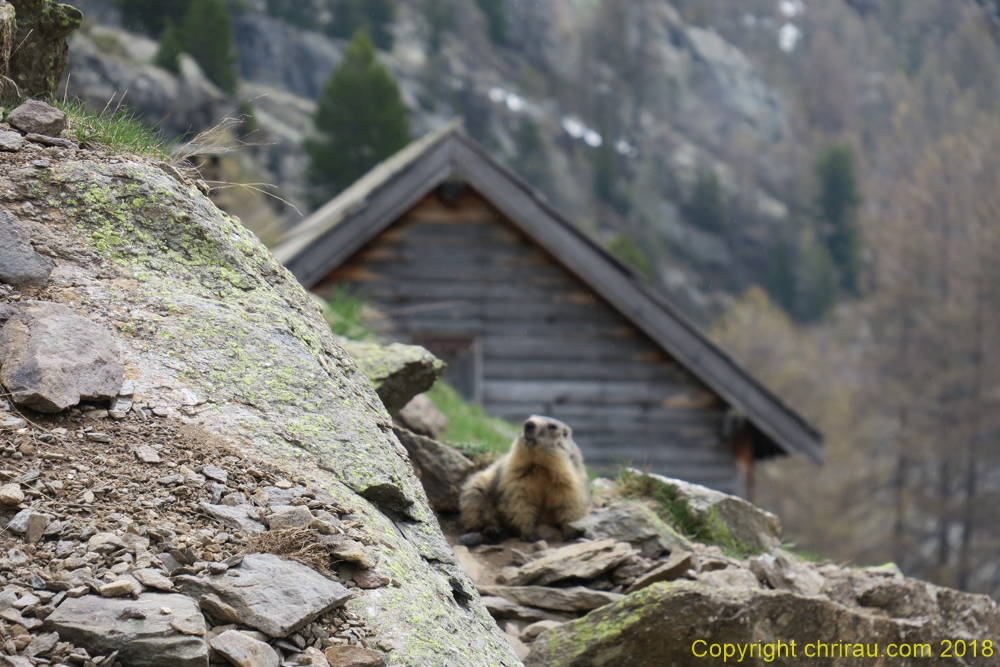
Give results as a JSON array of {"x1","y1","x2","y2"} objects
[{"x1": 521, "y1": 415, "x2": 572, "y2": 452}]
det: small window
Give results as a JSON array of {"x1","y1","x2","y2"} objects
[{"x1": 411, "y1": 335, "x2": 481, "y2": 403}]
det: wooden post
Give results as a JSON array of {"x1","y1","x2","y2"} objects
[{"x1": 734, "y1": 430, "x2": 755, "y2": 502}]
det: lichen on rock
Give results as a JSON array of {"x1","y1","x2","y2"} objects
[{"x1": 0, "y1": 149, "x2": 521, "y2": 666}]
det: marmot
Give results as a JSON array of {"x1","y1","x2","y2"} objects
[{"x1": 459, "y1": 415, "x2": 590, "y2": 542}]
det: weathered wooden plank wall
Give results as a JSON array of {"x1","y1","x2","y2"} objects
[{"x1": 314, "y1": 188, "x2": 739, "y2": 493}]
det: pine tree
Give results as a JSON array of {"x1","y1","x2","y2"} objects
[
  {"x1": 688, "y1": 166, "x2": 726, "y2": 233},
  {"x1": 180, "y1": 0, "x2": 239, "y2": 94},
  {"x1": 475, "y1": 0, "x2": 505, "y2": 45},
  {"x1": 154, "y1": 22, "x2": 183, "y2": 73},
  {"x1": 117, "y1": 0, "x2": 191, "y2": 37},
  {"x1": 816, "y1": 143, "x2": 861, "y2": 292},
  {"x1": 328, "y1": 0, "x2": 396, "y2": 51},
  {"x1": 306, "y1": 31, "x2": 410, "y2": 204},
  {"x1": 767, "y1": 236, "x2": 796, "y2": 313}
]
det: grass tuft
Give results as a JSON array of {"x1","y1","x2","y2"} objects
[
  {"x1": 616, "y1": 468, "x2": 756, "y2": 558},
  {"x1": 243, "y1": 528, "x2": 338, "y2": 577},
  {"x1": 425, "y1": 381, "x2": 517, "y2": 461},
  {"x1": 323, "y1": 287, "x2": 381, "y2": 341},
  {"x1": 55, "y1": 99, "x2": 175, "y2": 159}
]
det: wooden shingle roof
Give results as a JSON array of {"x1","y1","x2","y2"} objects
[{"x1": 273, "y1": 122, "x2": 824, "y2": 463}]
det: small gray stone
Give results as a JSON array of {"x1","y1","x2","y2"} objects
[
  {"x1": 23, "y1": 133, "x2": 78, "y2": 149},
  {"x1": 111, "y1": 394, "x2": 134, "y2": 413},
  {"x1": 324, "y1": 646, "x2": 387, "y2": 667},
  {"x1": 0, "y1": 483, "x2": 24, "y2": 505},
  {"x1": 175, "y1": 553, "x2": 351, "y2": 638},
  {"x1": 202, "y1": 465, "x2": 228, "y2": 483},
  {"x1": 119, "y1": 380, "x2": 136, "y2": 396},
  {"x1": 7, "y1": 509, "x2": 50, "y2": 535},
  {"x1": 23, "y1": 631, "x2": 59, "y2": 657},
  {"x1": 0, "y1": 130, "x2": 25, "y2": 152},
  {"x1": 134, "y1": 445, "x2": 161, "y2": 464},
  {"x1": 209, "y1": 629, "x2": 278, "y2": 667},
  {"x1": 86, "y1": 432, "x2": 111, "y2": 443},
  {"x1": 26, "y1": 511, "x2": 48, "y2": 543},
  {"x1": 0, "y1": 211, "x2": 54, "y2": 287},
  {"x1": 199, "y1": 593, "x2": 242, "y2": 624},
  {"x1": 0, "y1": 301, "x2": 123, "y2": 412},
  {"x1": 7, "y1": 100, "x2": 67, "y2": 137},
  {"x1": 133, "y1": 569, "x2": 175, "y2": 592},
  {"x1": 267, "y1": 505, "x2": 314, "y2": 530},
  {"x1": 198, "y1": 502, "x2": 265, "y2": 534}
]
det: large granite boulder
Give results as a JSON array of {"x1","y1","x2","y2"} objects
[
  {"x1": 339, "y1": 338, "x2": 446, "y2": 414},
  {"x1": 636, "y1": 471, "x2": 781, "y2": 553},
  {"x1": 0, "y1": 300, "x2": 124, "y2": 412},
  {"x1": 527, "y1": 580, "x2": 1000, "y2": 667},
  {"x1": 0, "y1": 152, "x2": 518, "y2": 665},
  {"x1": 394, "y1": 426, "x2": 473, "y2": 513}
]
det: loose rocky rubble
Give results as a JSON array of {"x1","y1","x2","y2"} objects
[
  {"x1": 0, "y1": 399, "x2": 392, "y2": 667},
  {"x1": 427, "y1": 462, "x2": 1000, "y2": 665}
]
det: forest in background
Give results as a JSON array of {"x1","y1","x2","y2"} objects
[{"x1": 72, "y1": 0, "x2": 1000, "y2": 598}]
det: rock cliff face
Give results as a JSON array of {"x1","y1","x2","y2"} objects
[{"x1": 0, "y1": 131, "x2": 520, "y2": 665}]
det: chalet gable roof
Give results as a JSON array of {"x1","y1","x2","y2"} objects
[{"x1": 273, "y1": 121, "x2": 824, "y2": 463}]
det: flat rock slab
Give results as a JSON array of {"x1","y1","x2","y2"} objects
[
  {"x1": 324, "y1": 646, "x2": 387, "y2": 667},
  {"x1": 393, "y1": 427, "x2": 472, "y2": 513},
  {"x1": 0, "y1": 211, "x2": 54, "y2": 287},
  {"x1": 626, "y1": 550, "x2": 693, "y2": 594},
  {"x1": 0, "y1": 301, "x2": 123, "y2": 412},
  {"x1": 481, "y1": 596, "x2": 573, "y2": 623},
  {"x1": 7, "y1": 100, "x2": 67, "y2": 137},
  {"x1": 43, "y1": 592, "x2": 208, "y2": 667},
  {"x1": 175, "y1": 553, "x2": 351, "y2": 638},
  {"x1": 339, "y1": 339, "x2": 445, "y2": 414},
  {"x1": 500, "y1": 539, "x2": 636, "y2": 586},
  {"x1": 569, "y1": 500, "x2": 692, "y2": 558},
  {"x1": 479, "y1": 585, "x2": 623, "y2": 612},
  {"x1": 198, "y1": 502, "x2": 265, "y2": 534},
  {"x1": 210, "y1": 629, "x2": 278, "y2": 667}
]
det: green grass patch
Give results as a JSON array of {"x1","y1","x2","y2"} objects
[
  {"x1": 322, "y1": 287, "x2": 380, "y2": 341},
  {"x1": 425, "y1": 381, "x2": 517, "y2": 459},
  {"x1": 56, "y1": 99, "x2": 175, "y2": 159},
  {"x1": 617, "y1": 468, "x2": 756, "y2": 558}
]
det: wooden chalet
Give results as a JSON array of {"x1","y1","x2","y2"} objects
[{"x1": 273, "y1": 121, "x2": 823, "y2": 498}]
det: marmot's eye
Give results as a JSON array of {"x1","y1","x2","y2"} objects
[{"x1": 548, "y1": 424, "x2": 557, "y2": 431}]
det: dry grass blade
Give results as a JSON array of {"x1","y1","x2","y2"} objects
[{"x1": 243, "y1": 528, "x2": 338, "y2": 577}]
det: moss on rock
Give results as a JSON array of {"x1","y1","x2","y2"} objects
[{"x1": 2, "y1": 155, "x2": 521, "y2": 666}]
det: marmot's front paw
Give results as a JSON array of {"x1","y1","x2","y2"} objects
[{"x1": 458, "y1": 532, "x2": 486, "y2": 548}]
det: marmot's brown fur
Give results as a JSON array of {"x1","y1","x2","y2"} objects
[{"x1": 459, "y1": 416, "x2": 590, "y2": 541}]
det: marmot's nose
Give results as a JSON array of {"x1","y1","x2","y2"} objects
[{"x1": 524, "y1": 420, "x2": 536, "y2": 434}]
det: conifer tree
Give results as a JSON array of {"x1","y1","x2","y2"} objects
[
  {"x1": 180, "y1": 0, "x2": 239, "y2": 94},
  {"x1": 816, "y1": 143, "x2": 861, "y2": 292},
  {"x1": 306, "y1": 31, "x2": 410, "y2": 204},
  {"x1": 117, "y1": 0, "x2": 190, "y2": 37},
  {"x1": 328, "y1": 0, "x2": 396, "y2": 51},
  {"x1": 154, "y1": 22, "x2": 183, "y2": 73}
]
